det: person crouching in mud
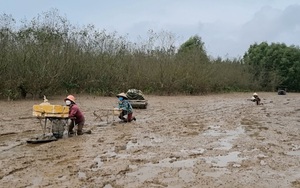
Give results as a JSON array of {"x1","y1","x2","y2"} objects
[
  {"x1": 251, "y1": 93, "x2": 263, "y2": 105},
  {"x1": 65, "y1": 95, "x2": 85, "y2": 135},
  {"x1": 117, "y1": 93, "x2": 136, "y2": 122}
]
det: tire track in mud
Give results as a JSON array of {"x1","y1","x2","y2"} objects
[{"x1": 0, "y1": 165, "x2": 30, "y2": 181}]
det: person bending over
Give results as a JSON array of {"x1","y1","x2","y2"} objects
[
  {"x1": 64, "y1": 95, "x2": 85, "y2": 135},
  {"x1": 117, "y1": 93, "x2": 136, "y2": 122}
]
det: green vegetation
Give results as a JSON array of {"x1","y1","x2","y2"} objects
[
  {"x1": 0, "y1": 9, "x2": 299, "y2": 100},
  {"x1": 243, "y1": 42, "x2": 300, "y2": 92}
]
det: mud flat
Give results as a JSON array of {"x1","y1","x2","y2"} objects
[{"x1": 0, "y1": 92, "x2": 300, "y2": 187}]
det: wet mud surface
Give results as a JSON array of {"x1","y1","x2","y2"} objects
[{"x1": 1, "y1": 92, "x2": 300, "y2": 188}]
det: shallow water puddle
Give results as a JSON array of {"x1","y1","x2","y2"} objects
[
  {"x1": 126, "y1": 140, "x2": 138, "y2": 149},
  {"x1": 286, "y1": 150, "x2": 300, "y2": 156},
  {"x1": 203, "y1": 125, "x2": 222, "y2": 136},
  {"x1": 91, "y1": 155, "x2": 103, "y2": 171},
  {"x1": 127, "y1": 158, "x2": 197, "y2": 182},
  {"x1": 178, "y1": 169, "x2": 195, "y2": 183},
  {"x1": 127, "y1": 165, "x2": 163, "y2": 182},
  {"x1": 0, "y1": 132, "x2": 36, "y2": 153},
  {"x1": 202, "y1": 151, "x2": 246, "y2": 167},
  {"x1": 32, "y1": 177, "x2": 43, "y2": 186},
  {"x1": 203, "y1": 126, "x2": 245, "y2": 150},
  {"x1": 105, "y1": 149, "x2": 130, "y2": 159},
  {"x1": 78, "y1": 171, "x2": 86, "y2": 179}
]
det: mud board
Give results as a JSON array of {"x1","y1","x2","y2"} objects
[
  {"x1": 26, "y1": 135, "x2": 58, "y2": 144},
  {"x1": 128, "y1": 100, "x2": 148, "y2": 109}
]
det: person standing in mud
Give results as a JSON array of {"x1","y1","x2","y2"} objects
[
  {"x1": 251, "y1": 93, "x2": 263, "y2": 105},
  {"x1": 117, "y1": 93, "x2": 136, "y2": 122},
  {"x1": 65, "y1": 95, "x2": 85, "y2": 135}
]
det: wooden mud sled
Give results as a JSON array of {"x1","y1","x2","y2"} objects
[{"x1": 27, "y1": 100, "x2": 69, "y2": 144}]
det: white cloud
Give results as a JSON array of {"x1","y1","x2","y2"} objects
[{"x1": 1, "y1": 0, "x2": 300, "y2": 58}]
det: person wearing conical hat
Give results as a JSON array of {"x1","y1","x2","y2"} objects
[
  {"x1": 64, "y1": 95, "x2": 85, "y2": 135},
  {"x1": 116, "y1": 92, "x2": 136, "y2": 122}
]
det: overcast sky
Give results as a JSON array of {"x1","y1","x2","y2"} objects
[{"x1": 1, "y1": 0, "x2": 300, "y2": 58}]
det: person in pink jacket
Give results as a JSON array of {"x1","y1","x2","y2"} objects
[{"x1": 65, "y1": 95, "x2": 85, "y2": 135}]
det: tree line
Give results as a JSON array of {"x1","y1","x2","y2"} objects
[{"x1": 0, "y1": 9, "x2": 299, "y2": 100}]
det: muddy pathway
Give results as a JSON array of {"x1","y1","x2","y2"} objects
[{"x1": 0, "y1": 92, "x2": 300, "y2": 188}]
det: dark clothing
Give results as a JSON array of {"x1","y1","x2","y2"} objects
[
  {"x1": 253, "y1": 96, "x2": 261, "y2": 105},
  {"x1": 118, "y1": 110, "x2": 135, "y2": 122},
  {"x1": 68, "y1": 104, "x2": 85, "y2": 135},
  {"x1": 69, "y1": 119, "x2": 85, "y2": 135}
]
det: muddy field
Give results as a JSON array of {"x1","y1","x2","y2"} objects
[{"x1": 0, "y1": 92, "x2": 300, "y2": 188}]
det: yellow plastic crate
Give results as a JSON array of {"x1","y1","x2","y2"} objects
[{"x1": 33, "y1": 105, "x2": 69, "y2": 118}]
